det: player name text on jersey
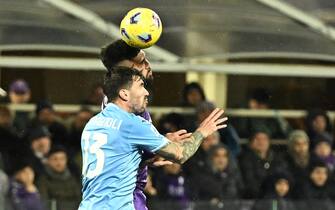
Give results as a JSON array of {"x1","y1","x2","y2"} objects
[{"x1": 91, "y1": 116, "x2": 123, "y2": 130}]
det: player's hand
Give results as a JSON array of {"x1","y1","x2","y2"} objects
[
  {"x1": 144, "y1": 175, "x2": 158, "y2": 196},
  {"x1": 197, "y1": 108, "x2": 228, "y2": 138},
  {"x1": 147, "y1": 155, "x2": 173, "y2": 167},
  {"x1": 165, "y1": 129, "x2": 192, "y2": 142}
]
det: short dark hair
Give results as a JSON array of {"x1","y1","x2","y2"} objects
[
  {"x1": 249, "y1": 88, "x2": 271, "y2": 105},
  {"x1": 182, "y1": 82, "x2": 206, "y2": 106},
  {"x1": 100, "y1": 39, "x2": 140, "y2": 71},
  {"x1": 28, "y1": 126, "x2": 51, "y2": 142},
  {"x1": 47, "y1": 145, "x2": 68, "y2": 158},
  {"x1": 36, "y1": 100, "x2": 54, "y2": 115},
  {"x1": 103, "y1": 66, "x2": 144, "y2": 102},
  {"x1": 157, "y1": 113, "x2": 185, "y2": 134},
  {"x1": 249, "y1": 129, "x2": 270, "y2": 142},
  {"x1": 309, "y1": 159, "x2": 328, "y2": 174}
]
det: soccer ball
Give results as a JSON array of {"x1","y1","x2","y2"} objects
[{"x1": 120, "y1": 8, "x2": 162, "y2": 49}]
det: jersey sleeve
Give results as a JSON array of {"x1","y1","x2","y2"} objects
[{"x1": 128, "y1": 117, "x2": 169, "y2": 153}]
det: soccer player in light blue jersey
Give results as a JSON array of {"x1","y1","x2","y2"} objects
[
  {"x1": 100, "y1": 40, "x2": 189, "y2": 210},
  {"x1": 79, "y1": 66, "x2": 227, "y2": 210}
]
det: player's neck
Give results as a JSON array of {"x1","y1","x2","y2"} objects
[{"x1": 113, "y1": 99, "x2": 132, "y2": 113}]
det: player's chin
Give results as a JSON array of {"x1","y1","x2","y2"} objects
[
  {"x1": 136, "y1": 104, "x2": 146, "y2": 114},
  {"x1": 134, "y1": 108, "x2": 145, "y2": 115},
  {"x1": 142, "y1": 102, "x2": 148, "y2": 110}
]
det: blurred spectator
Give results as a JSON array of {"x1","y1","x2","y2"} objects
[
  {"x1": 37, "y1": 146, "x2": 81, "y2": 210},
  {"x1": 183, "y1": 131, "x2": 220, "y2": 177},
  {"x1": 284, "y1": 130, "x2": 313, "y2": 199},
  {"x1": 154, "y1": 163, "x2": 190, "y2": 209},
  {"x1": 30, "y1": 100, "x2": 69, "y2": 147},
  {"x1": 8, "y1": 79, "x2": 32, "y2": 136},
  {"x1": 313, "y1": 133, "x2": 335, "y2": 172},
  {"x1": 298, "y1": 160, "x2": 333, "y2": 210},
  {"x1": 190, "y1": 144, "x2": 243, "y2": 208},
  {"x1": 0, "y1": 106, "x2": 28, "y2": 174},
  {"x1": 247, "y1": 88, "x2": 271, "y2": 110},
  {"x1": 0, "y1": 105, "x2": 14, "y2": 131},
  {"x1": 239, "y1": 130, "x2": 286, "y2": 198},
  {"x1": 196, "y1": 101, "x2": 240, "y2": 156},
  {"x1": 82, "y1": 84, "x2": 105, "y2": 106},
  {"x1": 28, "y1": 126, "x2": 52, "y2": 179},
  {"x1": 68, "y1": 107, "x2": 94, "y2": 157},
  {"x1": 0, "y1": 169, "x2": 9, "y2": 210},
  {"x1": 179, "y1": 82, "x2": 207, "y2": 133},
  {"x1": 181, "y1": 82, "x2": 206, "y2": 107},
  {"x1": 252, "y1": 172, "x2": 294, "y2": 210},
  {"x1": 157, "y1": 113, "x2": 185, "y2": 134},
  {"x1": 9, "y1": 161, "x2": 44, "y2": 210},
  {"x1": 8, "y1": 79, "x2": 31, "y2": 104},
  {"x1": 305, "y1": 109, "x2": 333, "y2": 149},
  {"x1": 233, "y1": 88, "x2": 291, "y2": 139}
]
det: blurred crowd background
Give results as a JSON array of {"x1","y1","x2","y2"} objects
[{"x1": 1, "y1": 79, "x2": 335, "y2": 210}]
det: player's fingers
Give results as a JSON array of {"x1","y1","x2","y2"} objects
[
  {"x1": 174, "y1": 129, "x2": 188, "y2": 136},
  {"x1": 210, "y1": 109, "x2": 225, "y2": 123},
  {"x1": 215, "y1": 117, "x2": 228, "y2": 125},
  {"x1": 201, "y1": 108, "x2": 220, "y2": 126},
  {"x1": 179, "y1": 132, "x2": 192, "y2": 139},
  {"x1": 152, "y1": 160, "x2": 173, "y2": 167},
  {"x1": 217, "y1": 124, "x2": 228, "y2": 130}
]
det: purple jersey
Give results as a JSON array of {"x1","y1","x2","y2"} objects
[{"x1": 133, "y1": 110, "x2": 154, "y2": 210}]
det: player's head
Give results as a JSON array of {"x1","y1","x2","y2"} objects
[
  {"x1": 103, "y1": 66, "x2": 149, "y2": 114},
  {"x1": 100, "y1": 39, "x2": 153, "y2": 81}
]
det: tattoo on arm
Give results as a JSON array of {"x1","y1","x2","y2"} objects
[
  {"x1": 156, "y1": 141, "x2": 181, "y2": 161},
  {"x1": 157, "y1": 131, "x2": 204, "y2": 164},
  {"x1": 180, "y1": 131, "x2": 204, "y2": 163}
]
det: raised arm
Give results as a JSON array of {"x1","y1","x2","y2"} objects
[{"x1": 156, "y1": 108, "x2": 227, "y2": 164}]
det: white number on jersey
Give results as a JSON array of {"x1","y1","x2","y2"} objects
[{"x1": 82, "y1": 131, "x2": 108, "y2": 179}]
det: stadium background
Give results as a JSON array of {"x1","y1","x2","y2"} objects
[{"x1": 0, "y1": 0, "x2": 335, "y2": 210}]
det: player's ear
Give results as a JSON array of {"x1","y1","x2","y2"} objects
[{"x1": 118, "y1": 89, "x2": 129, "y2": 101}]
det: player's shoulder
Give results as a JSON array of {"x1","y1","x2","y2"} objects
[
  {"x1": 119, "y1": 115, "x2": 149, "y2": 133},
  {"x1": 131, "y1": 115, "x2": 152, "y2": 126},
  {"x1": 110, "y1": 115, "x2": 151, "y2": 140}
]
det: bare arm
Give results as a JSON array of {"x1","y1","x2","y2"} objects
[
  {"x1": 156, "y1": 131, "x2": 204, "y2": 164},
  {"x1": 156, "y1": 108, "x2": 227, "y2": 164},
  {"x1": 144, "y1": 130, "x2": 193, "y2": 167}
]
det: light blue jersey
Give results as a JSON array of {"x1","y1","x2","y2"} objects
[{"x1": 79, "y1": 103, "x2": 169, "y2": 210}]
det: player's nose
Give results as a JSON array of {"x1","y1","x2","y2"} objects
[{"x1": 144, "y1": 88, "x2": 149, "y2": 96}]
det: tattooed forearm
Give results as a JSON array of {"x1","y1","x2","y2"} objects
[
  {"x1": 157, "y1": 141, "x2": 182, "y2": 161},
  {"x1": 157, "y1": 107, "x2": 226, "y2": 163},
  {"x1": 157, "y1": 131, "x2": 204, "y2": 164},
  {"x1": 179, "y1": 131, "x2": 204, "y2": 163}
]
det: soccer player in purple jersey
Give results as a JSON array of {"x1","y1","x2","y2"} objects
[{"x1": 100, "y1": 40, "x2": 190, "y2": 210}]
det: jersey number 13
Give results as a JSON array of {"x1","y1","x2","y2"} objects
[{"x1": 81, "y1": 131, "x2": 108, "y2": 179}]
